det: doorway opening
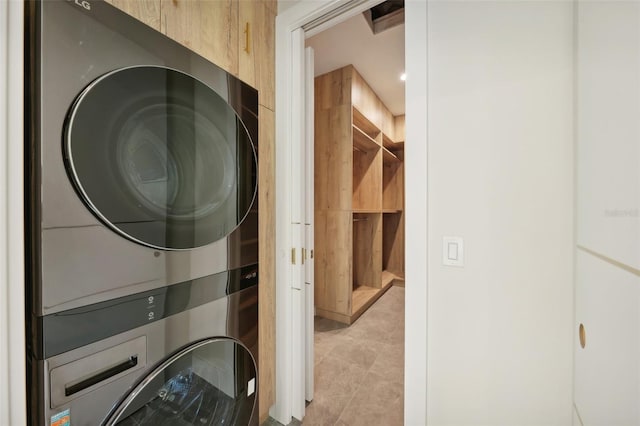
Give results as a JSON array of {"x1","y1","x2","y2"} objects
[
  {"x1": 272, "y1": 1, "x2": 426, "y2": 424},
  {"x1": 304, "y1": 7, "x2": 406, "y2": 425}
]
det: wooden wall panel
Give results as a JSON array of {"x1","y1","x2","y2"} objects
[
  {"x1": 351, "y1": 67, "x2": 382, "y2": 130},
  {"x1": 105, "y1": 0, "x2": 161, "y2": 29},
  {"x1": 239, "y1": 0, "x2": 275, "y2": 110},
  {"x1": 383, "y1": 161, "x2": 403, "y2": 210},
  {"x1": 315, "y1": 66, "x2": 352, "y2": 110},
  {"x1": 383, "y1": 213, "x2": 404, "y2": 276},
  {"x1": 394, "y1": 114, "x2": 405, "y2": 142},
  {"x1": 315, "y1": 211, "x2": 353, "y2": 316},
  {"x1": 353, "y1": 213, "x2": 382, "y2": 289},
  {"x1": 381, "y1": 108, "x2": 395, "y2": 139},
  {"x1": 353, "y1": 148, "x2": 382, "y2": 211},
  {"x1": 350, "y1": 66, "x2": 398, "y2": 139},
  {"x1": 314, "y1": 106, "x2": 353, "y2": 211},
  {"x1": 257, "y1": 106, "x2": 275, "y2": 423},
  {"x1": 161, "y1": 0, "x2": 239, "y2": 76}
]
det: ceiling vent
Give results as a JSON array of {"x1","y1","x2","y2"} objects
[{"x1": 363, "y1": 0, "x2": 404, "y2": 35}]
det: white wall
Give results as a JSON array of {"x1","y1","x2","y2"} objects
[
  {"x1": 426, "y1": 2, "x2": 575, "y2": 424},
  {"x1": 574, "y1": 2, "x2": 640, "y2": 424},
  {"x1": 278, "y1": 0, "x2": 302, "y2": 14}
]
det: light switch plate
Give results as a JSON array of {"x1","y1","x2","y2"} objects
[{"x1": 443, "y1": 236, "x2": 464, "y2": 267}]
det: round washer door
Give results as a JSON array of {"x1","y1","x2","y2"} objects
[
  {"x1": 104, "y1": 338, "x2": 257, "y2": 426},
  {"x1": 64, "y1": 66, "x2": 257, "y2": 250}
]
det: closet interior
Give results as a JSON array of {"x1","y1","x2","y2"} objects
[{"x1": 315, "y1": 64, "x2": 405, "y2": 325}]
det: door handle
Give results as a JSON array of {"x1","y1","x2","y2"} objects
[{"x1": 65, "y1": 356, "x2": 138, "y2": 396}]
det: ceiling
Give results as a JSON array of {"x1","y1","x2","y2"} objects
[{"x1": 305, "y1": 11, "x2": 405, "y2": 116}]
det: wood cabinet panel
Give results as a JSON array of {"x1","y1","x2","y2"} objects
[
  {"x1": 351, "y1": 67, "x2": 382, "y2": 130},
  {"x1": 315, "y1": 210, "x2": 353, "y2": 316},
  {"x1": 394, "y1": 114, "x2": 405, "y2": 142},
  {"x1": 383, "y1": 150, "x2": 403, "y2": 211},
  {"x1": 161, "y1": 0, "x2": 239, "y2": 76},
  {"x1": 315, "y1": 106, "x2": 353, "y2": 211},
  {"x1": 353, "y1": 213, "x2": 382, "y2": 289},
  {"x1": 239, "y1": 0, "x2": 275, "y2": 110},
  {"x1": 105, "y1": 0, "x2": 161, "y2": 30},
  {"x1": 353, "y1": 146, "x2": 382, "y2": 211},
  {"x1": 258, "y1": 106, "x2": 275, "y2": 423},
  {"x1": 383, "y1": 212, "x2": 404, "y2": 276},
  {"x1": 381, "y1": 109, "x2": 395, "y2": 140},
  {"x1": 315, "y1": 66, "x2": 352, "y2": 110}
]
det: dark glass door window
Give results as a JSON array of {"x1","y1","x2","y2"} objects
[
  {"x1": 104, "y1": 338, "x2": 256, "y2": 425},
  {"x1": 64, "y1": 66, "x2": 257, "y2": 250}
]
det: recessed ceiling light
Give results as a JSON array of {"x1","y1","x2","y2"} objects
[{"x1": 400, "y1": 73, "x2": 406, "y2": 81}]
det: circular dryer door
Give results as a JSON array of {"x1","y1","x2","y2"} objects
[
  {"x1": 104, "y1": 338, "x2": 257, "y2": 426},
  {"x1": 64, "y1": 66, "x2": 257, "y2": 250}
]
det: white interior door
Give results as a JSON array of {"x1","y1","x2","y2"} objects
[
  {"x1": 304, "y1": 46, "x2": 315, "y2": 403},
  {"x1": 289, "y1": 27, "x2": 306, "y2": 422},
  {"x1": 287, "y1": 34, "x2": 315, "y2": 423}
]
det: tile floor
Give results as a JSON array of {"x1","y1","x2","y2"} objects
[{"x1": 263, "y1": 285, "x2": 405, "y2": 426}]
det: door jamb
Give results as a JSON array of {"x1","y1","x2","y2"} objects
[{"x1": 0, "y1": 1, "x2": 27, "y2": 424}]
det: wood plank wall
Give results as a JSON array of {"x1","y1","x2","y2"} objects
[{"x1": 102, "y1": 1, "x2": 276, "y2": 422}]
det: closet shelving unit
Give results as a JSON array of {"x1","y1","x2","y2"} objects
[{"x1": 315, "y1": 65, "x2": 405, "y2": 325}]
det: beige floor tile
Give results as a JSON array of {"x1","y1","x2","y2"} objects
[
  {"x1": 314, "y1": 331, "x2": 351, "y2": 366},
  {"x1": 326, "y1": 336, "x2": 381, "y2": 370},
  {"x1": 336, "y1": 371, "x2": 404, "y2": 426},
  {"x1": 302, "y1": 391, "x2": 353, "y2": 426},
  {"x1": 314, "y1": 355, "x2": 368, "y2": 397},
  {"x1": 368, "y1": 354, "x2": 404, "y2": 385},
  {"x1": 315, "y1": 317, "x2": 349, "y2": 334},
  {"x1": 304, "y1": 287, "x2": 405, "y2": 425},
  {"x1": 343, "y1": 315, "x2": 395, "y2": 343}
]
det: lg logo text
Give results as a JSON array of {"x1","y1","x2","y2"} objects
[{"x1": 71, "y1": 0, "x2": 91, "y2": 10}]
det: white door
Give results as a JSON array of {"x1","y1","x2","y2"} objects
[
  {"x1": 304, "y1": 46, "x2": 315, "y2": 403},
  {"x1": 287, "y1": 35, "x2": 315, "y2": 422},
  {"x1": 289, "y1": 27, "x2": 306, "y2": 422}
]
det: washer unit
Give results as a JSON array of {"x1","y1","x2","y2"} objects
[{"x1": 25, "y1": 0, "x2": 259, "y2": 424}]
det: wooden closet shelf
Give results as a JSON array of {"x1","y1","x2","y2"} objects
[
  {"x1": 382, "y1": 209, "x2": 402, "y2": 214},
  {"x1": 353, "y1": 125, "x2": 380, "y2": 152},
  {"x1": 353, "y1": 107, "x2": 380, "y2": 138},
  {"x1": 353, "y1": 209, "x2": 381, "y2": 214},
  {"x1": 351, "y1": 278, "x2": 394, "y2": 323},
  {"x1": 382, "y1": 146, "x2": 401, "y2": 163},
  {"x1": 381, "y1": 270, "x2": 404, "y2": 287},
  {"x1": 383, "y1": 133, "x2": 405, "y2": 150}
]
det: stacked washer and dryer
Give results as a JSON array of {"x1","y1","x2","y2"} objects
[{"x1": 25, "y1": 1, "x2": 260, "y2": 425}]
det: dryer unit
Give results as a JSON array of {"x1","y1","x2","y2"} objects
[{"x1": 25, "y1": 0, "x2": 259, "y2": 424}]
